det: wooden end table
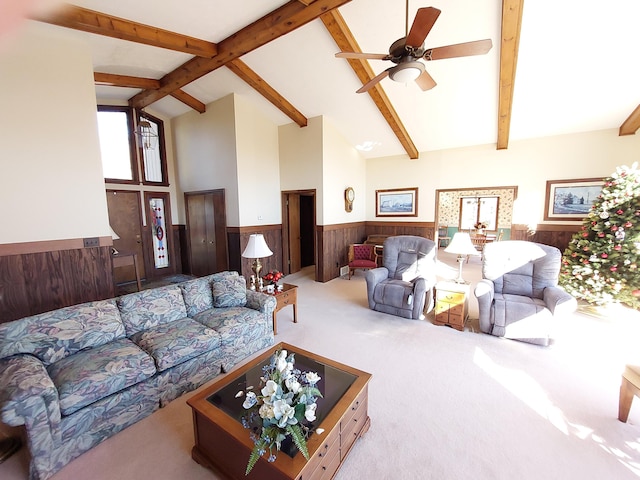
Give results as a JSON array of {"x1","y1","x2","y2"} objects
[
  {"x1": 433, "y1": 281, "x2": 469, "y2": 331},
  {"x1": 265, "y1": 283, "x2": 298, "y2": 335}
]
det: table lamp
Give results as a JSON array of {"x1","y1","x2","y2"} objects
[
  {"x1": 109, "y1": 225, "x2": 121, "y2": 255},
  {"x1": 241, "y1": 234, "x2": 273, "y2": 281},
  {"x1": 445, "y1": 232, "x2": 479, "y2": 284}
]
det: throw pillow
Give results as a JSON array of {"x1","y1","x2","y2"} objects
[
  {"x1": 212, "y1": 275, "x2": 247, "y2": 308},
  {"x1": 179, "y1": 278, "x2": 214, "y2": 317}
]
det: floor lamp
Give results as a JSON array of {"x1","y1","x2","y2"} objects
[{"x1": 444, "y1": 232, "x2": 479, "y2": 284}]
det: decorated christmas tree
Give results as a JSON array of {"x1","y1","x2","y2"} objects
[{"x1": 559, "y1": 163, "x2": 640, "y2": 309}]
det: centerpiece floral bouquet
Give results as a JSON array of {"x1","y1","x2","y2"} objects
[
  {"x1": 474, "y1": 221, "x2": 488, "y2": 230},
  {"x1": 240, "y1": 349, "x2": 322, "y2": 475},
  {"x1": 262, "y1": 270, "x2": 283, "y2": 286}
]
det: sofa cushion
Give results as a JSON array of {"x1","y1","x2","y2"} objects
[
  {"x1": 194, "y1": 306, "x2": 266, "y2": 333},
  {"x1": 129, "y1": 317, "x2": 221, "y2": 372},
  {"x1": 117, "y1": 285, "x2": 188, "y2": 336},
  {"x1": 47, "y1": 337, "x2": 156, "y2": 416},
  {"x1": 179, "y1": 277, "x2": 214, "y2": 317},
  {"x1": 0, "y1": 299, "x2": 126, "y2": 366},
  {"x1": 212, "y1": 275, "x2": 247, "y2": 308}
]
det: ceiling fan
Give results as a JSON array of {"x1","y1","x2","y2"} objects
[{"x1": 335, "y1": 3, "x2": 493, "y2": 93}]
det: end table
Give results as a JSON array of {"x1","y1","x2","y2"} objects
[
  {"x1": 265, "y1": 283, "x2": 298, "y2": 334},
  {"x1": 433, "y1": 281, "x2": 469, "y2": 331}
]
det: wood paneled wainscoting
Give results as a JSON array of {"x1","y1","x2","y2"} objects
[
  {"x1": 511, "y1": 223, "x2": 581, "y2": 253},
  {"x1": 0, "y1": 238, "x2": 115, "y2": 324}
]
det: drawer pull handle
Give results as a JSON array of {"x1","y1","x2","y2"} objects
[
  {"x1": 322, "y1": 467, "x2": 327, "y2": 471},
  {"x1": 351, "y1": 400, "x2": 359, "y2": 410}
]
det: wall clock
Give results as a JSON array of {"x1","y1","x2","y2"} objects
[{"x1": 345, "y1": 187, "x2": 355, "y2": 212}]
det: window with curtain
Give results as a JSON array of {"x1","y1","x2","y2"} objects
[
  {"x1": 138, "y1": 111, "x2": 168, "y2": 185},
  {"x1": 96, "y1": 106, "x2": 168, "y2": 186},
  {"x1": 459, "y1": 196, "x2": 499, "y2": 230}
]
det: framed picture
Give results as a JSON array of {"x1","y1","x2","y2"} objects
[
  {"x1": 544, "y1": 178, "x2": 604, "y2": 221},
  {"x1": 375, "y1": 187, "x2": 418, "y2": 217}
]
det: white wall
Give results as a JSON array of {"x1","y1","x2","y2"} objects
[
  {"x1": 278, "y1": 117, "x2": 324, "y2": 221},
  {"x1": 321, "y1": 117, "x2": 366, "y2": 225},
  {"x1": 367, "y1": 128, "x2": 640, "y2": 225},
  {"x1": 172, "y1": 94, "x2": 240, "y2": 226},
  {"x1": 234, "y1": 94, "x2": 281, "y2": 226},
  {"x1": 0, "y1": 22, "x2": 109, "y2": 244}
]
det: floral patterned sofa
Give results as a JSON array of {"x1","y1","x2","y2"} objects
[{"x1": 0, "y1": 271, "x2": 275, "y2": 480}]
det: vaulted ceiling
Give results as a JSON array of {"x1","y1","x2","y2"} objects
[{"x1": 28, "y1": 0, "x2": 640, "y2": 159}]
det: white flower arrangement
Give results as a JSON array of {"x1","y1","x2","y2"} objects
[{"x1": 240, "y1": 349, "x2": 322, "y2": 475}]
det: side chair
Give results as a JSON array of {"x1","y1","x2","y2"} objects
[
  {"x1": 619, "y1": 364, "x2": 640, "y2": 423},
  {"x1": 348, "y1": 243, "x2": 377, "y2": 279}
]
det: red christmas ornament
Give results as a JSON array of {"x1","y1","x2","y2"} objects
[
  {"x1": 625, "y1": 221, "x2": 633, "y2": 228},
  {"x1": 633, "y1": 290, "x2": 640, "y2": 297},
  {"x1": 617, "y1": 209, "x2": 624, "y2": 215},
  {"x1": 610, "y1": 266, "x2": 617, "y2": 272},
  {"x1": 598, "y1": 232, "x2": 605, "y2": 237},
  {"x1": 601, "y1": 253, "x2": 608, "y2": 258},
  {"x1": 614, "y1": 245, "x2": 622, "y2": 251}
]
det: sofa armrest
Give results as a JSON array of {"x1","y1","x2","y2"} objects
[
  {"x1": 474, "y1": 279, "x2": 495, "y2": 334},
  {"x1": 246, "y1": 290, "x2": 277, "y2": 316},
  {"x1": 0, "y1": 354, "x2": 61, "y2": 438},
  {"x1": 543, "y1": 286, "x2": 577, "y2": 316}
]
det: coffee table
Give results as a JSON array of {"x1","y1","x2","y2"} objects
[{"x1": 187, "y1": 342, "x2": 372, "y2": 480}]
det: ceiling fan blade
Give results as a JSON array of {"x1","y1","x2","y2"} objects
[
  {"x1": 425, "y1": 39, "x2": 493, "y2": 61},
  {"x1": 405, "y1": 7, "x2": 441, "y2": 49},
  {"x1": 415, "y1": 70, "x2": 437, "y2": 91},
  {"x1": 336, "y1": 52, "x2": 391, "y2": 61},
  {"x1": 356, "y1": 69, "x2": 391, "y2": 94}
]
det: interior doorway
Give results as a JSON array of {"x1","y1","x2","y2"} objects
[
  {"x1": 106, "y1": 190, "x2": 146, "y2": 284},
  {"x1": 282, "y1": 190, "x2": 317, "y2": 279}
]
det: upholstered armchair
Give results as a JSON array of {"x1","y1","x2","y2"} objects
[
  {"x1": 474, "y1": 241, "x2": 577, "y2": 346},
  {"x1": 348, "y1": 244, "x2": 377, "y2": 279},
  {"x1": 364, "y1": 236, "x2": 436, "y2": 319}
]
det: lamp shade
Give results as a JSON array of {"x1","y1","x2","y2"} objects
[
  {"x1": 445, "y1": 232, "x2": 479, "y2": 256},
  {"x1": 242, "y1": 234, "x2": 273, "y2": 259}
]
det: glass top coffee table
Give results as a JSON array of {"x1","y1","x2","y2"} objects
[{"x1": 187, "y1": 342, "x2": 372, "y2": 480}]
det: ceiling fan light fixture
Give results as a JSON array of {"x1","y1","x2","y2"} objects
[{"x1": 389, "y1": 61, "x2": 424, "y2": 83}]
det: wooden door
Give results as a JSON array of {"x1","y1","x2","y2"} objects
[
  {"x1": 287, "y1": 193, "x2": 301, "y2": 273},
  {"x1": 185, "y1": 190, "x2": 228, "y2": 277},
  {"x1": 106, "y1": 190, "x2": 146, "y2": 283}
]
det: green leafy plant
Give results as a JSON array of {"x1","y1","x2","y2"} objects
[
  {"x1": 240, "y1": 349, "x2": 322, "y2": 475},
  {"x1": 560, "y1": 163, "x2": 640, "y2": 308}
]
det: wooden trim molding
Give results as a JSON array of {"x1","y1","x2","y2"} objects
[{"x1": 0, "y1": 237, "x2": 112, "y2": 257}]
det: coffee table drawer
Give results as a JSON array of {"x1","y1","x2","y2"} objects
[
  {"x1": 341, "y1": 390, "x2": 368, "y2": 459},
  {"x1": 301, "y1": 426, "x2": 339, "y2": 479},
  {"x1": 311, "y1": 445, "x2": 340, "y2": 480}
]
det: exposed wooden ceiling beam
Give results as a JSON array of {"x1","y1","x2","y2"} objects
[
  {"x1": 129, "y1": 0, "x2": 352, "y2": 110},
  {"x1": 170, "y1": 90, "x2": 207, "y2": 114},
  {"x1": 497, "y1": 0, "x2": 524, "y2": 150},
  {"x1": 226, "y1": 59, "x2": 307, "y2": 127},
  {"x1": 321, "y1": 9, "x2": 419, "y2": 159},
  {"x1": 94, "y1": 72, "x2": 160, "y2": 90},
  {"x1": 94, "y1": 72, "x2": 206, "y2": 113},
  {"x1": 34, "y1": 5, "x2": 218, "y2": 57},
  {"x1": 619, "y1": 104, "x2": 640, "y2": 136}
]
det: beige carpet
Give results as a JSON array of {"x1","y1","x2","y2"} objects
[{"x1": 2, "y1": 250, "x2": 640, "y2": 480}]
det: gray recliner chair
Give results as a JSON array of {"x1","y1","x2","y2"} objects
[
  {"x1": 474, "y1": 241, "x2": 577, "y2": 346},
  {"x1": 364, "y1": 236, "x2": 436, "y2": 320}
]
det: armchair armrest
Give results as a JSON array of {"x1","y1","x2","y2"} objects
[
  {"x1": 543, "y1": 286, "x2": 577, "y2": 316},
  {"x1": 246, "y1": 290, "x2": 277, "y2": 316},
  {"x1": 474, "y1": 279, "x2": 495, "y2": 334},
  {"x1": 410, "y1": 277, "x2": 428, "y2": 319},
  {"x1": 0, "y1": 354, "x2": 61, "y2": 441},
  {"x1": 364, "y1": 267, "x2": 389, "y2": 309}
]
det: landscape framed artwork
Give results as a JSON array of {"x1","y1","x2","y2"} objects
[
  {"x1": 544, "y1": 178, "x2": 604, "y2": 221},
  {"x1": 375, "y1": 187, "x2": 418, "y2": 217}
]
